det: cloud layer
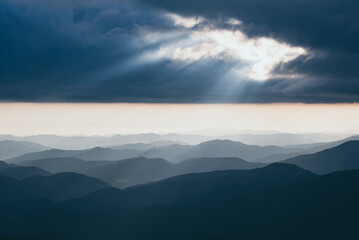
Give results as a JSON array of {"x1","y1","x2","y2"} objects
[{"x1": 0, "y1": 0, "x2": 358, "y2": 103}]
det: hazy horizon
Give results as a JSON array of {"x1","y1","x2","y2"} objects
[{"x1": 0, "y1": 103, "x2": 359, "y2": 136}]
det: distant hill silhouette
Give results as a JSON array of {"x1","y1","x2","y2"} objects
[
  {"x1": 0, "y1": 133, "x2": 210, "y2": 149},
  {"x1": 0, "y1": 132, "x2": 347, "y2": 150},
  {"x1": 283, "y1": 140, "x2": 359, "y2": 174},
  {"x1": 283, "y1": 134, "x2": 359, "y2": 154},
  {"x1": 65, "y1": 163, "x2": 316, "y2": 209},
  {"x1": 176, "y1": 157, "x2": 266, "y2": 173},
  {"x1": 63, "y1": 167, "x2": 359, "y2": 239},
  {"x1": 21, "y1": 173, "x2": 109, "y2": 201},
  {"x1": 110, "y1": 140, "x2": 187, "y2": 150},
  {"x1": 19, "y1": 157, "x2": 109, "y2": 173},
  {"x1": 0, "y1": 160, "x2": 51, "y2": 179},
  {"x1": 0, "y1": 172, "x2": 109, "y2": 204},
  {"x1": 0, "y1": 140, "x2": 48, "y2": 160},
  {"x1": 8, "y1": 147, "x2": 141, "y2": 163},
  {"x1": 218, "y1": 132, "x2": 348, "y2": 146},
  {"x1": 141, "y1": 140, "x2": 301, "y2": 162},
  {"x1": 84, "y1": 157, "x2": 176, "y2": 188},
  {"x1": 253, "y1": 151, "x2": 304, "y2": 163},
  {"x1": 19, "y1": 156, "x2": 267, "y2": 188},
  {"x1": 0, "y1": 166, "x2": 51, "y2": 179},
  {"x1": 9, "y1": 139, "x2": 302, "y2": 163},
  {"x1": 0, "y1": 161, "x2": 10, "y2": 169},
  {"x1": 2, "y1": 164, "x2": 359, "y2": 239}
]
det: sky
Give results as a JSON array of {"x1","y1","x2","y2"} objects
[
  {"x1": 0, "y1": 0, "x2": 358, "y2": 135},
  {"x1": 1, "y1": 0, "x2": 358, "y2": 103}
]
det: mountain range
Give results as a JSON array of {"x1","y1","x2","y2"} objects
[
  {"x1": 1, "y1": 135, "x2": 359, "y2": 239},
  {"x1": 0, "y1": 163, "x2": 358, "y2": 239},
  {"x1": 0, "y1": 161, "x2": 51, "y2": 179},
  {"x1": 10, "y1": 140, "x2": 359, "y2": 188},
  {"x1": 0, "y1": 172, "x2": 108, "y2": 204},
  {"x1": 0, "y1": 140, "x2": 48, "y2": 160},
  {"x1": 283, "y1": 140, "x2": 359, "y2": 174},
  {"x1": 19, "y1": 156, "x2": 265, "y2": 188},
  {"x1": 0, "y1": 131, "x2": 350, "y2": 150},
  {"x1": 0, "y1": 133, "x2": 209, "y2": 150},
  {"x1": 8, "y1": 139, "x2": 304, "y2": 164}
]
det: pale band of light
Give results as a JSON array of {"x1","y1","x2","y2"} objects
[{"x1": 0, "y1": 103, "x2": 358, "y2": 136}]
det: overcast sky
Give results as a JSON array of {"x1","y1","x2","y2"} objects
[
  {"x1": 1, "y1": 0, "x2": 358, "y2": 135},
  {"x1": 1, "y1": 0, "x2": 359, "y2": 103}
]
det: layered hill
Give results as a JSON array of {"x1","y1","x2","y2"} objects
[
  {"x1": 1, "y1": 164, "x2": 359, "y2": 239},
  {"x1": 0, "y1": 140, "x2": 48, "y2": 160},
  {"x1": 283, "y1": 141, "x2": 359, "y2": 174},
  {"x1": 0, "y1": 160, "x2": 51, "y2": 179},
  {"x1": 0, "y1": 172, "x2": 109, "y2": 204},
  {"x1": 19, "y1": 156, "x2": 266, "y2": 188},
  {"x1": 65, "y1": 163, "x2": 316, "y2": 209},
  {"x1": 9, "y1": 139, "x2": 302, "y2": 163}
]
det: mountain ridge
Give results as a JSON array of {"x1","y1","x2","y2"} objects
[{"x1": 282, "y1": 140, "x2": 359, "y2": 174}]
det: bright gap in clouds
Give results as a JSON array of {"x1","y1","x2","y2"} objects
[{"x1": 145, "y1": 13, "x2": 307, "y2": 81}]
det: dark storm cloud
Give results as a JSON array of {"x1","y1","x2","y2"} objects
[
  {"x1": 137, "y1": 0, "x2": 359, "y2": 102},
  {"x1": 0, "y1": 0, "x2": 359, "y2": 103},
  {"x1": 139, "y1": 0, "x2": 359, "y2": 52},
  {"x1": 0, "y1": 0, "x2": 183, "y2": 102},
  {"x1": 0, "y1": 0, "x2": 231, "y2": 102}
]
